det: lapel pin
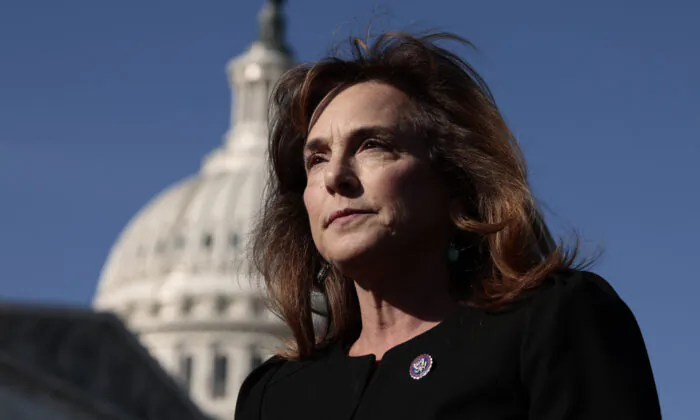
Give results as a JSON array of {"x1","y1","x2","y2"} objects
[{"x1": 409, "y1": 354, "x2": 433, "y2": 380}]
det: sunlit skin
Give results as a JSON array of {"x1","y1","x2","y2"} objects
[{"x1": 303, "y1": 81, "x2": 460, "y2": 359}]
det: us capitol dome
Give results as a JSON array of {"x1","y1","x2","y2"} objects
[{"x1": 93, "y1": 1, "x2": 293, "y2": 418}]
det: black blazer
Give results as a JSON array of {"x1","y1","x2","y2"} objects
[{"x1": 235, "y1": 270, "x2": 661, "y2": 419}]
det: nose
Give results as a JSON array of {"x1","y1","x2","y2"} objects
[{"x1": 323, "y1": 158, "x2": 361, "y2": 196}]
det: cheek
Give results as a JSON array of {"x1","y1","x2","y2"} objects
[
  {"x1": 303, "y1": 185, "x2": 326, "y2": 236},
  {"x1": 381, "y1": 164, "x2": 446, "y2": 218},
  {"x1": 302, "y1": 187, "x2": 318, "y2": 219}
]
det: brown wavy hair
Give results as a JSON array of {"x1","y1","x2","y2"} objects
[{"x1": 250, "y1": 32, "x2": 587, "y2": 359}]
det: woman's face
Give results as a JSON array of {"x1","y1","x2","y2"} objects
[{"x1": 303, "y1": 81, "x2": 451, "y2": 273}]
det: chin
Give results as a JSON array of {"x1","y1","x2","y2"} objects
[{"x1": 322, "y1": 235, "x2": 390, "y2": 275}]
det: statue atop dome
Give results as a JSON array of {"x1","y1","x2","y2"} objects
[{"x1": 258, "y1": 0, "x2": 289, "y2": 53}]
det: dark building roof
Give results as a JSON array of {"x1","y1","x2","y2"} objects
[{"x1": 0, "y1": 301, "x2": 212, "y2": 420}]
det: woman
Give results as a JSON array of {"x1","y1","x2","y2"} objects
[{"x1": 236, "y1": 32, "x2": 661, "y2": 419}]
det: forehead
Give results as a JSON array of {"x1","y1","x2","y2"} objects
[{"x1": 308, "y1": 82, "x2": 411, "y2": 138}]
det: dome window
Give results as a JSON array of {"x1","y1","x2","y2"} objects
[
  {"x1": 149, "y1": 302, "x2": 161, "y2": 317},
  {"x1": 215, "y1": 296, "x2": 230, "y2": 314},
  {"x1": 252, "y1": 297, "x2": 266, "y2": 317},
  {"x1": 178, "y1": 354, "x2": 193, "y2": 393},
  {"x1": 229, "y1": 233, "x2": 240, "y2": 249},
  {"x1": 181, "y1": 297, "x2": 194, "y2": 315},
  {"x1": 202, "y1": 233, "x2": 214, "y2": 249},
  {"x1": 210, "y1": 348, "x2": 228, "y2": 399},
  {"x1": 251, "y1": 350, "x2": 263, "y2": 370}
]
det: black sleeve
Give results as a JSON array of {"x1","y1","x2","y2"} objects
[
  {"x1": 234, "y1": 356, "x2": 285, "y2": 420},
  {"x1": 520, "y1": 271, "x2": 661, "y2": 419}
]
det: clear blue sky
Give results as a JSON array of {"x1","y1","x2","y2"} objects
[{"x1": 0, "y1": 0, "x2": 697, "y2": 417}]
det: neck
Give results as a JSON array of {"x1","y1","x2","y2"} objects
[{"x1": 346, "y1": 251, "x2": 458, "y2": 360}]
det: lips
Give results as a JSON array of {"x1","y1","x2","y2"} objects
[{"x1": 326, "y1": 208, "x2": 374, "y2": 227}]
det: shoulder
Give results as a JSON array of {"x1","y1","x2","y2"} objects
[
  {"x1": 452, "y1": 270, "x2": 631, "y2": 356},
  {"x1": 234, "y1": 355, "x2": 287, "y2": 419},
  {"x1": 525, "y1": 268, "x2": 626, "y2": 311},
  {"x1": 519, "y1": 268, "x2": 647, "y2": 358},
  {"x1": 517, "y1": 272, "x2": 661, "y2": 417},
  {"x1": 234, "y1": 346, "x2": 336, "y2": 419},
  {"x1": 470, "y1": 270, "x2": 629, "y2": 335}
]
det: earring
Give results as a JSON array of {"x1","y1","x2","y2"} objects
[
  {"x1": 447, "y1": 242, "x2": 460, "y2": 262},
  {"x1": 316, "y1": 263, "x2": 330, "y2": 286}
]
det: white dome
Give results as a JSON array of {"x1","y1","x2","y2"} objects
[
  {"x1": 93, "y1": 6, "x2": 293, "y2": 317},
  {"x1": 94, "y1": 165, "x2": 266, "y2": 309}
]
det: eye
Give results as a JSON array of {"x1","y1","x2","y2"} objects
[
  {"x1": 360, "y1": 138, "x2": 388, "y2": 151},
  {"x1": 304, "y1": 154, "x2": 326, "y2": 170}
]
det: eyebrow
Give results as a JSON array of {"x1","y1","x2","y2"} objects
[{"x1": 303, "y1": 125, "x2": 398, "y2": 154}]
